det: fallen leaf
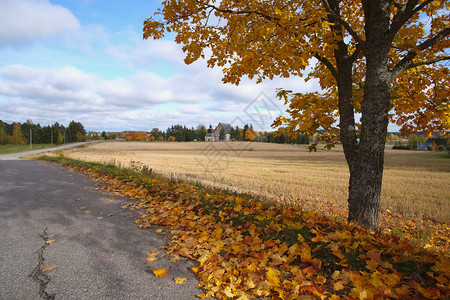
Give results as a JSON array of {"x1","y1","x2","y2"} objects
[
  {"x1": 97, "y1": 217, "x2": 104, "y2": 220},
  {"x1": 155, "y1": 229, "x2": 163, "y2": 233},
  {"x1": 266, "y1": 267, "x2": 280, "y2": 286},
  {"x1": 75, "y1": 198, "x2": 81, "y2": 201},
  {"x1": 153, "y1": 268, "x2": 167, "y2": 277},
  {"x1": 80, "y1": 206, "x2": 87, "y2": 209},
  {"x1": 42, "y1": 264, "x2": 56, "y2": 272},
  {"x1": 146, "y1": 256, "x2": 158, "y2": 262},
  {"x1": 174, "y1": 277, "x2": 187, "y2": 284},
  {"x1": 333, "y1": 281, "x2": 345, "y2": 291},
  {"x1": 46, "y1": 239, "x2": 55, "y2": 244},
  {"x1": 83, "y1": 211, "x2": 92, "y2": 214},
  {"x1": 146, "y1": 251, "x2": 159, "y2": 261}
]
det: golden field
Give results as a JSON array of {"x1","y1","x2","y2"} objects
[{"x1": 63, "y1": 141, "x2": 450, "y2": 224}]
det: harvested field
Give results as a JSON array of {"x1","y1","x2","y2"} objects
[{"x1": 65, "y1": 141, "x2": 450, "y2": 223}]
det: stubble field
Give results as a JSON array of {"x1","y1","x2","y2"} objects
[{"x1": 64, "y1": 141, "x2": 449, "y2": 224}]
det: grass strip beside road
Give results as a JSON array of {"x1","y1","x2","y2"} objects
[
  {"x1": 0, "y1": 144, "x2": 57, "y2": 154},
  {"x1": 38, "y1": 155, "x2": 450, "y2": 299}
]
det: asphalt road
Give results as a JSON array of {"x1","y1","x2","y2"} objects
[
  {"x1": 0, "y1": 142, "x2": 92, "y2": 161},
  {"x1": 0, "y1": 157, "x2": 203, "y2": 299}
]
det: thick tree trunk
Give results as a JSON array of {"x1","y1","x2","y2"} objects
[
  {"x1": 347, "y1": 76, "x2": 390, "y2": 231},
  {"x1": 345, "y1": 0, "x2": 392, "y2": 231}
]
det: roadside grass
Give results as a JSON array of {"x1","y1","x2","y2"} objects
[
  {"x1": 0, "y1": 144, "x2": 56, "y2": 154},
  {"x1": 37, "y1": 155, "x2": 450, "y2": 299}
]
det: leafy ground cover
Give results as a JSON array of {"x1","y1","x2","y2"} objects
[
  {"x1": 38, "y1": 155, "x2": 449, "y2": 299},
  {"x1": 0, "y1": 144, "x2": 55, "y2": 154}
]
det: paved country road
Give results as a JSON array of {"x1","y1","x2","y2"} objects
[
  {"x1": 0, "y1": 142, "x2": 92, "y2": 161},
  {"x1": 0, "y1": 156, "x2": 203, "y2": 299}
]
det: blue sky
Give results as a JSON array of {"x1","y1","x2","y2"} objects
[{"x1": 0, "y1": 0, "x2": 325, "y2": 132}]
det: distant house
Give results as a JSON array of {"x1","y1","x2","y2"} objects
[
  {"x1": 418, "y1": 142, "x2": 431, "y2": 151},
  {"x1": 205, "y1": 125, "x2": 216, "y2": 142},
  {"x1": 204, "y1": 123, "x2": 232, "y2": 141}
]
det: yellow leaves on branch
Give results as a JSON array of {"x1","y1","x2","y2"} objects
[
  {"x1": 77, "y1": 162, "x2": 450, "y2": 300},
  {"x1": 144, "y1": 0, "x2": 449, "y2": 137}
]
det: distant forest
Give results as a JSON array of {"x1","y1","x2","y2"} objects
[{"x1": 0, "y1": 120, "x2": 86, "y2": 145}]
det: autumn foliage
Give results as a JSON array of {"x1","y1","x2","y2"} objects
[
  {"x1": 42, "y1": 156, "x2": 450, "y2": 300},
  {"x1": 124, "y1": 131, "x2": 148, "y2": 141},
  {"x1": 143, "y1": 0, "x2": 449, "y2": 231}
]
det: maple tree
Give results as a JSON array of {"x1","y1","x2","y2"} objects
[
  {"x1": 245, "y1": 128, "x2": 256, "y2": 141},
  {"x1": 143, "y1": 0, "x2": 449, "y2": 230},
  {"x1": 125, "y1": 131, "x2": 148, "y2": 141}
]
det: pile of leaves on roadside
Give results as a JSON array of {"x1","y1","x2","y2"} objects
[{"x1": 39, "y1": 156, "x2": 449, "y2": 299}]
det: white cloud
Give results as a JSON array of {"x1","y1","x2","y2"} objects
[
  {"x1": 0, "y1": 0, "x2": 80, "y2": 47},
  {"x1": 0, "y1": 57, "x2": 317, "y2": 131},
  {"x1": 107, "y1": 38, "x2": 186, "y2": 69}
]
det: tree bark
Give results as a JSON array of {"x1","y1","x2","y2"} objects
[{"x1": 346, "y1": 0, "x2": 392, "y2": 231}]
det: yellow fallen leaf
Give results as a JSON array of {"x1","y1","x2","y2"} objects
[
  {"x1": 153, "y1": 268, "x2": 167, "y2": 277},
  {"x1": 236, "y1": 292, "x2": 250, "y2": 300},
  {"x1": 147, "y1": 250, "x2": 159, "y2": 257},
  {"x1": 266, "y1": 268, "x2": 280, "y2": 286},
  {"x1": 42, "y1": 264, "x2": 56, "y2": 272},
  {"x1": 83, "y1": 211, "x2": 92, "y2": 214},
  {"x1": 75, "y1": 198, "x2": 81, "y2": 201},
  {"x1": 97, "y1": 217, "x2": 104, "y2": 220},
  {"x1": 80, "y1": 206, "x2": 87, "y2": 209},
  {"x1": 223, "y1": 286, "x2": 235, "y2": 297},
  {"x1": 146, "y1": 256, "x2": 158, "y2": 262},
  {"x1": 246, "y1": 278, "x2": 256, "y2": 289},
  {"x1": 46, "y1": 239, "x2": 55, "y2": 244},
  {"x1": 174, "y1": 277, "x2": 187, "y2": 284},
  {"x1": 333, "y1": 281, "x2": 345, "y2": 291},
  {"x1": 155, "y1": 229, "x2": 163, "y2": 233}
]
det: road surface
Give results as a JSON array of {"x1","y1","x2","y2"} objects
[
  {"x1": 0, "y1": 142, "x2": 92, "y2": 160},
  {"x1": 0, "y1": 157, "x2": 203, "y2": 299}
]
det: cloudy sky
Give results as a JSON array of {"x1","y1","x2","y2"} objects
[{"x1": 0, "y1": 0, "x2": 323, "y2": 132}]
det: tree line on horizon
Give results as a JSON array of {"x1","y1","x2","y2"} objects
[
  {"x1": 0, "y1": 120, "x2": 86, "y2": 145},
  {"x1": 121, "y1": 124, "x2": 311, "y2": 144}
]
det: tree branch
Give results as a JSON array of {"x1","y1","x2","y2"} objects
[
  {"x1": 202, "y1": 2, "x2": 279, "y2": 22},
  {"x1": 321, "y1": 0, "x2": 366, "y2": 47},
  {"x1": 315, "y1": 53, "x2": 339, "y2": 79},
  {"x1": 418, "y1": 27, "x2": 450, "y2": 51},
  {"x1": 407, "y1": 56, "x2": 450, "y2": 69},
  {"x1": 389, "y1": 0, "x2": 434, "y2": 42},
  {"x1": 390, "y1": 27, "x2": 450, "y2": 79},
  {"x1": 349, "y1": 44, "x2": 363, "y2": 63}
]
